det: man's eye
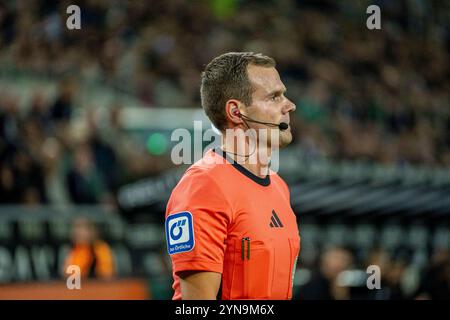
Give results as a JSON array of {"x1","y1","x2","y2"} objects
[{"x1": 271, "y1": 95, "x2": 279, "y2": 101}]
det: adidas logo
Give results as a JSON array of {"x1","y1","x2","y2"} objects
[{"x1": 269, "y1": 210, "x2": 284, "y2": 228}]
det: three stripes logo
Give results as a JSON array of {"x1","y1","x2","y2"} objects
[{"x1": 269, "y1": 210, "x2": 284, "y2": 228}]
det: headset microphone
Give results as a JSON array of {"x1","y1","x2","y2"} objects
[
  {"x1": 225, "y1": 110, "x2": 289, "y2": 158},
  {"x1": 278, "y1": 122, "x2": 289, "y2": 130},
  {"x1": 238, "y1": 113, "x2": 289, "y2": 131}
]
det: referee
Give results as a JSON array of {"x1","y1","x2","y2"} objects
[{"x1": 165, "y1": 52, "x2": 300, "y2": 299}]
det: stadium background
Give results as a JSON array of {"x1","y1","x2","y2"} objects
[{"x1": 0, "y1": 0, "x2": 449, "y2": 299}]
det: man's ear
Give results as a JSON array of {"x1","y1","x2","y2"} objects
[{"x1": 225, "y1": 99, "x2": 243, "y2": 126}]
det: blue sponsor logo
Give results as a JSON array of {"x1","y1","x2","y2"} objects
[{"x1": 165, "y1": 211, "x2": 195, "y2": 255}]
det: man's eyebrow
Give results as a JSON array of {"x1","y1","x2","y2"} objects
[{"x1": 267, "y1": 88, "x2": 286, "y2": 97}]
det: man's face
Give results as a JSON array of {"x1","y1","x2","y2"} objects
[{"x1": 245, "y1": 65, "x2": 296, "y2": 148}]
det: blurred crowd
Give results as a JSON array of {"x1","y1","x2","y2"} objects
[
  {"x1": 0, "y1": 79, "x2": 172, "y2": 205},
  {"x1": 0, "y1": 0, "x2": 449, "y2": 201},
  {"x1": 295, "y1": 246, "x2": 450, "y2": 300},
  {"x1": 0, "y1": 0, "x2": 449, "y2": 168}
]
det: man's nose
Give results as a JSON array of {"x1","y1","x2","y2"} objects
[{"x1": 283, "y1": 98, "x2": 296, "y2": 114}]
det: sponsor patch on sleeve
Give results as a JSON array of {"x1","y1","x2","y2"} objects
[{"x1": 165, "y1": 211, "x2": 195, "y2": 255}]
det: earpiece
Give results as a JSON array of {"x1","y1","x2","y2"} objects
[{"x1": 233, "y1": 109, "x2": 241, "y2": 117}]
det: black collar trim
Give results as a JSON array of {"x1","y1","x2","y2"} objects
[{"x1": 212, "y1": 148, "x2": 271, "y2": 187}]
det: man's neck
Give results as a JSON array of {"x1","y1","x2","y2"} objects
[{"x1": 220, "y1": 136, "x2": 271, "y2": 178}]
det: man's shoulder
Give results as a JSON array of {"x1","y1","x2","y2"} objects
[
  {"x1": 183, "y1": 148, "x2": 229, "y2": 179},
  {"x1": 166, "y1": 149, "x2": 232, "y2": 214},
  {"x1": 172, "y1": 149, "x2": 227, "y2": 191}
]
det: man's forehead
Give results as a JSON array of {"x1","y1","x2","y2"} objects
[{"x1": 247, "y1": 65, "x2": 286, "y2": 93}]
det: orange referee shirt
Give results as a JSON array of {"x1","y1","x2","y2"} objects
[{"x1": 165, "y1": 148, "x2": 300, "y2": 300}]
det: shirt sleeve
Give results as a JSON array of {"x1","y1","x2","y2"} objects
[{"x1": 165, "y1": 167, "x2": 232, "y2": 276}]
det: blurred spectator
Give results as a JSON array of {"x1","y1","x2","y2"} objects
[
  {"x1": 63, "y1": 216, "x2": 115, "y2": 279},
  {"x1": 11, "y1": 147, "x2": 47, "y2": 203},
  {"x1": 365, "y1": 248, "x2": 406, "y2": 300},
  {"x1": 27, "y1": 92, "x2": 51, "y2": 131},
  {"x1": 297, "y1": 246, "x2": 354, "y2": 300},
  {"x1": 49, "y1": 79, "x2": 76, "y2": 126},
  {"x1": 414, "y1": 249, "x2": 450, "y2": 300},
  {"x1": 0, "y1": 161, "x2": 17, "y2": 203},
  {"x1": 41, "y1": 137, "x2": 70, "y2": 205},
  {"x1": 66, "y1": 142, "x2": 110, "y2": 204},
  {"x1": 0, "y1": 93, "x2": 20, "y2": 147},
  {"x1": 85, "y1": 108, "x2": 121, "y2": 193}
]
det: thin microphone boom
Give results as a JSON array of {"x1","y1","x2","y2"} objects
[
  {"x1": 240, "y1": 114, "x2": 289, "y2": 131},
  {"x1": 223, "y1": 113, "x2": 289, "y2": 158}
]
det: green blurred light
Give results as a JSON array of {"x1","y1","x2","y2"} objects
[
  {"x1": 210, "y1": 0, "x2": 237, "y2": 20},
  {"x1": 146, "y1": 132, "x2": 168, "y2": 155}
]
